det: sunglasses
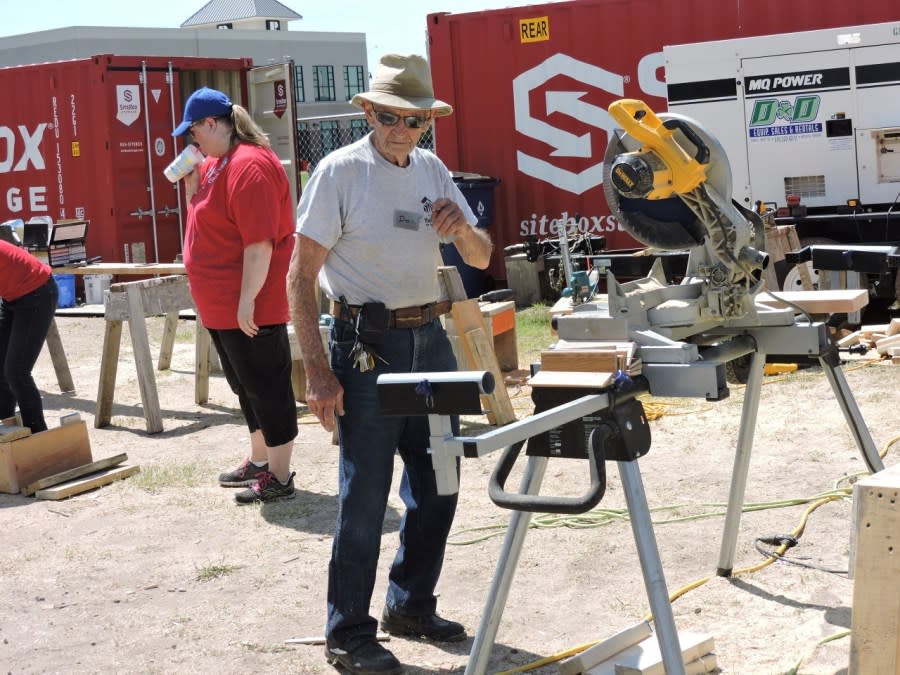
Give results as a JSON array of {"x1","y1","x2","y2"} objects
[{"x1": 373, "y1": 109, "x2": 430, "y2": 129}]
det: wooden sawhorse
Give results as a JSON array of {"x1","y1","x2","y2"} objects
[{"x1": 96, "y1": 275, "x2": 213, "y2": 434}]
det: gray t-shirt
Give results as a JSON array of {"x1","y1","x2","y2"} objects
[{"x1": 296, "y1": 134, "x2": 477, "y2": 308}]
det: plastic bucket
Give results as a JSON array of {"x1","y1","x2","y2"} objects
[
  {"x1": 84, "y1": 274, "x2": 113, "y2": 304},
  {"x1": 53, "y1": 274, "x2": 76, "y2": 308}
]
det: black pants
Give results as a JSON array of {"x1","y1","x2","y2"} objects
[
  {"x1": 0, "y1": 277, "x2": 58, "y2": 432},
  {"x1": 208, "y1": 324, "x2": 298, "y2": 447}
]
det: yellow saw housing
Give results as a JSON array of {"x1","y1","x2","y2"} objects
[{"x1": 607, "y1": 99, "x2": 709, "y2": 199}]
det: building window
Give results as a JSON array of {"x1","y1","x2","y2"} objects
[
  {"x1": 320, "y1": 121, "x2": 341, "y2": 155},
  {"x1": 294, "y1": 65, "x2": 305, "y2": 103},
  {"x1": 266, "y1": 19, "x2": 281, "y2": 31},
  {"x1": 344, "y1": 66, "x2": 365, "y2": 101},
  {"x1": 216, "y1": 23, "x2": 233, "y2": 29},
  {"x1": 313, "y1": 66, "x2": 336, "y2": 102},
  {"x1": 350, "y1": 118, "x2": 369, "y2": 141}
]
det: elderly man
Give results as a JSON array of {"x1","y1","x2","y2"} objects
[{"x1": 288, "y1": 53, "x2": 493, "y2": 674}]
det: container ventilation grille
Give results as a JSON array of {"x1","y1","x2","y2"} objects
[{"x1": 783, "y1": 175, "x2": 826, "y2": 200}]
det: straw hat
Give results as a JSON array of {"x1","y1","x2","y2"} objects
[{"x1": 352, "y1": 53, "x2": 453, "y2": 116}]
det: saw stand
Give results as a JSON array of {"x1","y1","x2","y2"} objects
[
  {"x1": 703, "y1": 324, "x2": 884, "y2": 576},
  {"x1": 375, "y1": 373, "x2": 688, "y2": 675}
]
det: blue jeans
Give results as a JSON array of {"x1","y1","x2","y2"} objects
[
  {"x1": 0, "y1": 277, "x2": 58, "y2": 432},
  {"x1": 326, "y1": 317, "x2": 460, "y2": 646}
]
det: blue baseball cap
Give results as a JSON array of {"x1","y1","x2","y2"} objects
[{"x1": 172, "y1": 87, "x2": 234, "y2": 136}]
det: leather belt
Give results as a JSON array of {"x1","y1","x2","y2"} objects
[{"x1": 331, "y1": 300, "x2": 452, "y2": 328}]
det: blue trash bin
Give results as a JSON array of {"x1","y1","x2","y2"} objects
[
  {"x1": 53, "y1": 274, "x2": 76, "y2": 308},
  {"x1": 441, "y1": 174, "x2": 500, "y2": 298}
]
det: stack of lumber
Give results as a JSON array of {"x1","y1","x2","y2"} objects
[
  {"x1": 0, "y1": 415, "x2": 139, "y2": 498},
  {"x1": 558, "y1": 622, "x2": 717, "y2": 675},
  {"x1": 531, "y1": 339, "x2": 640, "y2": 389},
  {"x1": 836, "y1": 318, "x2": 900, "y2": 362}
]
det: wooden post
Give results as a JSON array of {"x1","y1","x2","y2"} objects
[
  {"x1": 158, "y1": 310, "x2": 179, "y2": 371},
  {"x1": 45, "y1": 317, "x2": 75, "y2": 393},
  {"x1": 850, "y1": 463, "x2": 900, "y2": 673}
]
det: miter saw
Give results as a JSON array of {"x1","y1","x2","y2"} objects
[{"x1": 374, "y1": 100, "x2": 883, "y2": 675}]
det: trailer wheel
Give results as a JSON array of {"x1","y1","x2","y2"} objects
[{"x1": 779, "y1": 237, "x2": 838, "y2": 291}]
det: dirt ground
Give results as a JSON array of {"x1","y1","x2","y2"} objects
[{"x1": 1, "y1": 313, "x2": 898, "y2": 675}]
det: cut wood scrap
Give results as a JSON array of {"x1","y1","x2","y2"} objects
[
  {"x1": 887, "y1": 318, "x2": 900, "y2": 337},
  {"x1": 0, "y1": 424, "x2": 32, "y2": 442},
  {"x1": 755, "y1": 289, "x2": 868, "y2": 314},
  {"x1": 837, "y1": 330, "x2": 862, "y2": 347},
  {"x1": 529, "y1": 369, "x2": 614, "y2": 389},
  {"x1": 285, "y1": 632, "x2": 390, "y2": 645},
  {"x1": 540, "y1": 348, "x2": 619, "y2": 373},
  {"x1": 22, "y1": 453, "x2": 128, "y2": 497},
  {"x1": 875, "y1": 333, "x2": 900, "y2": 355},
  {"x1": 861, "y1": 323, "x2": 890, "y2": 337},
  {"x1": 615, "y1": 653, "x2": 717, "y2": 675},
  {"x1": 35, "y1": 464, "x2": 140, "y2": 500},
  {"x1": 585, "y1": 631, "x2": 714, "y2": 675},
  {"x1": 559, "y1": 622, "x2": 653, "y2": 675}
]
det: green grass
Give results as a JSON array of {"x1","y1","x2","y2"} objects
[
  {"x1": 195, "y1": 560, "x2": 243, "y2": 582},
  {"x1": 515, "y1": 303, "x2": 554, "y2": 367},
  {"x1": 131, "y1": 462, "x2": 210, "y2": 491}
]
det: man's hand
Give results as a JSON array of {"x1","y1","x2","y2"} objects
[{"x1": 305, "y1": 367, "x2": 345, "y2": 432}]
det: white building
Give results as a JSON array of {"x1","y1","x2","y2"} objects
[{"x1": 0, "y1": 0, "x2": 371, "y2": 166}]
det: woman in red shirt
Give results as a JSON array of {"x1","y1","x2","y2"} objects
[
  {"x1": 172, "y1": 87, "x2": 298, "y2": 504},
  {"x1": 0, "y1": 239, "x2": 58, "y2": 432}
]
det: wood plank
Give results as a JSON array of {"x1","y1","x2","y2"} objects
[
  {"x1": 0, "y1": 422, "x2": 93, "y2": 494},
  {"x1": 22, "y1": 453, "x2": 128, "y2": 496},
  {"x1": 195, "y1": 322, "x2": 211, "y2": 405},
  {"x1": 755, "y1": 289, "x2": 868, "y2": 314},
  {"x1": 35, "y1": 464, "x2": 140, "y2": 500},
  {"x1": 45, "y1": 317, "x2": 76, "y2": 393},
  {"x1": 53, "y1": 262, "x2": 185, "y2": 276},
  {"x1": 157, "y1": 311, "x2": 179, "y2": 371},
  {"x1": 540, "y1": 349, "x2": 619, "y2": 373},
  {"x1": 95, "y1": 319, "x2": 122, "y2": 429},
  {"x1": 585, "y1": 631, "x2": 714, "y2": 675},
  {"x1": 529, "y1": 370, "x2": 615, "y2": 389},
  {"x1": 126, "y1": 284, "x2": 163, "y2": 434},
  {"x1": 105, "y1": 275, "x2": 192, "y2": 321},
  {"x1": 467, "y1": 326, "x2": 517, "y2": 425},
  {"x1": 0, "y1": 424, "x2": 31, "y2": 442},
  {"x1": 876, "y1": 333, "x2": 900, "y2": 355},
  {"x1": 559, "y1": 622, "x2": 653, "y2": 675}
]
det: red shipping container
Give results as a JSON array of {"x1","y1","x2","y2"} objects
[
  {"x1": 0, "y1": 54, "x2": 253, "y2": 265},
  {"x1": 427, "y1": 0, "x2": 900, "y2": 282}
]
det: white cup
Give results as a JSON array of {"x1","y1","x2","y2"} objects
[{"x1": 164, "y1": 145, "x2": 204, "y2": 182}]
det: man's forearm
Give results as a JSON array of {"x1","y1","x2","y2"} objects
[{"x1": 455, "y1": 225, "x2": 494, "y2": 269}]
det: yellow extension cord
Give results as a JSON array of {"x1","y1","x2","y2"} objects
[{"x1": 490, "y1": 390, "x2": 898, "y2": 675}]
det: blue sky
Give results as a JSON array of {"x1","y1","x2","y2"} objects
[{"x1": 0, "y1": 0, "x2": 561, "y2": 74}]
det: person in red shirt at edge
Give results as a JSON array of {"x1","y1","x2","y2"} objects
[
  {"x1": 0, "y1": 239, "x2": 59, "y2": 433},
  {"x1": 172, "y1": 87, "x2": 298, "y2": 504}
]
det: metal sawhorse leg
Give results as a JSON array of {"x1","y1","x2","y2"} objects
[
  {"x1": 465, "y1": 454, "x2": 685, "y2": 675},
  {"x1": 716, "y1": 348, "x2": 883, "y2": 576}
]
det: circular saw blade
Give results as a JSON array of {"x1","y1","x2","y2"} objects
[{"x1": 603, "y1": 113, "x2": 735, "y2": 251}]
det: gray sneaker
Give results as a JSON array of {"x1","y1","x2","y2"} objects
[
  {"x1": 218, "y1": 459, "x2": 268, "y2": 487},
  {"x1": 234, "y1": 471, "x2": 296, "y2": 504}
]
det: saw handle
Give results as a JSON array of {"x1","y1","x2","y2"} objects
[
  {"x1": 488, "y1": 429, "x2": 609, "y2": 514},
  {"x1": 661, "y1": 118, "x2": 710, "y2": 165}
]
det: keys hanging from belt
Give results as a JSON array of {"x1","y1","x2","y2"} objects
[{"x1": 349, "y1": 340, "x2": 389, "y2": 372}]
